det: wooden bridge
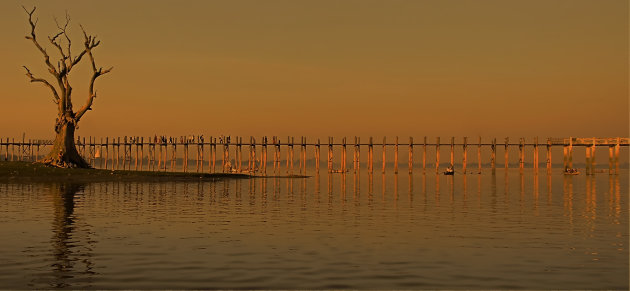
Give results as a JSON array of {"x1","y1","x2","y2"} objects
[{"x1": 1, "y1": 136, "x2": 627, "y2": 175}]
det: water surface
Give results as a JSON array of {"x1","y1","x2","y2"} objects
[{"x1": 0, "y1": 169, "x2": 627, "y2": 289}]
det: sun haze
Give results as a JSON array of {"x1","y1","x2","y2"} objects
[{"x1": 0, "y1": 0, "x2": 627, "y2": 140}]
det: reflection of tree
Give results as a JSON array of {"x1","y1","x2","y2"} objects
[{"x1": 48, "y1": 183, "x2": 95, "y2": 289}]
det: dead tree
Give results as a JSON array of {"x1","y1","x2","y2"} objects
[{"x1": 22, "y1": 6, "x2": 112, "y2": 168}]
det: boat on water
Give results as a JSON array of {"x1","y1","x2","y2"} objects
[
  {"x1": 564, "y1": 168, "x2": 580, "y2": 175},
  {"x1": 443, "y1": 165, "x2": 454, "y2": 175}
]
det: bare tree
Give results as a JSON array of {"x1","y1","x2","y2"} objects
[{"x1": 22, "y1": 6, "x2": 112, "y2": 168}]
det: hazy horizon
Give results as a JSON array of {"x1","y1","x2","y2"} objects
[{"x1": 1, "y1": 0, "x2": 628, "y2": 138}]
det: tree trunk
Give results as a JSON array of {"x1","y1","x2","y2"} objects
[{"x1": 41, "y1": 121, "x2": 89, "y2": 168}]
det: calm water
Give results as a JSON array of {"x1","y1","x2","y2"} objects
[{"x1": 0, "y1": 169, "x2": 627, "y2": 289}]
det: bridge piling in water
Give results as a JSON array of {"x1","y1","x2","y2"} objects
[{"x1": 1, "y1": 136, "x2": 627, "y2": 175}]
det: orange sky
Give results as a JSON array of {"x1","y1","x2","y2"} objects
[{"x1": 0, "y1": 0, "x2": 627, "y2": 140}]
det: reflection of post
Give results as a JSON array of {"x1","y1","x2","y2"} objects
[
  {"x1": 340, "y1": 173, "x2": 346, "y2": 201},
  {"x1": 533, "y1": 172, "x2": 539, "y2": 205},
  {"x1": 315, "y1": 172, "x2": 320, "y2": 196},
  {"x1": 408, "y1": 173, "x2": 413, "y2": 203},
  {"x1": 327, "y1": 172, "x2": 333, "y2": 200},
  {"x1": 353, "y1": 172, "x2": 359, "y2": 199},
  {"x1": 394, "y1": 172, "x2": 398, "y2": 201},
  {"x1": 477, "y1": 173, "x2": 481, "y2": 201},
  {"x1": 422, "y1": 172, "x2": 427, "y2": 200},
  {"x1": 448, "y1": 173, "x2": 454, "y2": 203},
  {"x1": 435, "y1": 174, "x2": 440, "y2": 204},
  {"x1": 491, "y1": 138, "x2": 496, "y2": 174},
  {"x1": 368, "y1": 172, "x2": 373, "y2": 200},
  {"x1": 563, "y1": 175, "x2": 574, "y2": 224},
  {"x1": 477, "y1": 136, "x2": 482, "y2": 174},
  {"x1": 462, "y1": 173, "x2": 467, "y2": 199},
  {"x1": 381, "y1": 173, "x2": 386, "y2": 201},
  {"x1": 547, "y1": 173, "x2": 552, "y2": 205},
  {"x1": 261, "y1": 177, "x2": 267, "y2": 206}
]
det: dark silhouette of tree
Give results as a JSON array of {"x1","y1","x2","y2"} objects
[{"x1": 22, "y1": 6, "x2": 111, "y2": 168}]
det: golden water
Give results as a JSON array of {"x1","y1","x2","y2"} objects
[{"x1": 0, "y1": 169, "x2": 627, "y2": 289}]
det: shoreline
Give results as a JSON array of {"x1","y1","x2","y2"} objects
[{"x1": 0, "y1": 161, "x2": 254, "y2": 183}]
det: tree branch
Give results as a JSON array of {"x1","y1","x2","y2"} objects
[
  {"x1": 22, "y1": 6, "x2": 59, "y2": 77},
  {"x1": 23, "y1": 66, "x2": 60, "y2": 105},
  {"x1": 75, "y1": 26, "x2": 111, "y2": 122}
]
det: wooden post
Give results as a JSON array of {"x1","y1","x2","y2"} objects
[
  {"x1": 158, "y1": 137, "x2": 162, "y2": 171},
  {"x1": 328, "y1": 137, "x2": 333, "y2": 173},
  {"x1": 356, "y1": 137, "x2": 360, "y2": 173},
  {"x1": 568, "y1": 137, "x2": 573, "y2": 169},
  {"x1": 290, "y1": 136, "x2": 295, "y2": 174},
  {"x1": 519, "y1": 137, "x2": 524, "y2": 173},
  {"x1": 342, "y1": 137, "x2": 347, "y2": 173},
  {"x1": 435, "y1": 137, "x2": 440, "y2": 173},
  {"x1": 172, "y1": 138, "x2": 177, "y2": 171},
  {"x1": 135, "y1": 137, "x2": 139, "y2": 171},
  {"x1": 462, "y1": 137, "x2": 468, "y2": 174},
  {"x1": 491, "y1": 138, "x2": 496, "y2": 174},
  {"x1": 450, "y1": 136, "x2": 454, "y2": 168},
  {"x1": 590, "y1": 137, "x2": 595, "y2": 174},
  {"x1": 534, "y1": 137, "x2": 538, "y2": 173},
  {"x1": 504, "y1": 137, "x2": 509, "y2": 170},
  {"x1": 353, "y1": 136, "x2": 358, "y2": 173},
  {"x1": 546, "y1": 138, "x2": 551, "y2": 174},
  {"x1": 477, "y1": 136, "x2": 482, "y2": 174},
  {"x1": 105, "y1": 137, "x2": 109, "y2": 170},
  {"x1": 408, "y1": 137, "x2": 413, "y2": 174},
  {"x1": 423, "y1": 136, "x2": 427, "y2": 173},
  {"x1": 140, "y1": 137, "x2": 149, "y2": 170},
  {"x1": 249, "y1": 136, "x2": 254, "y2": 172},
  {"x1": 368, "y1": 137, "x2": 373, "y2": 173},
  {"x1": 302, "y1": 136, "x2": 306, "y2": 175},
  {"x1": 263, "y1": 136, "x2": 268, "y2": 175},
  {"x1": 249, "y1": 136, "x2": 258, "y2": 173},
  {"x1": 271, "y1": 137, "x2": 277, "y2": 174},
  {"x1": 315, "y1": 138, "x2": 320, "y2": 174},
  {"x1": 562, "y1": 144, "x2": 569, "y2": 170},
  {"x1": 382, "y1": 137, "x2": 386, "y2": 174},
  {"x1": 225, "y1": 137, "x2": 230, "y2": 173},
  {"x1": 585, "y1": 138, "x2": 592, "y2": 175},
  {"x1": 116, "y1": 137, "x2": 121, "y2": 170},
  {"x1": 394, "y1": 136, "x2": 399, "y2": 174}
]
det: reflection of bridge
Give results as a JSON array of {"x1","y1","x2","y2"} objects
[{"x1": 1, "y1": 136, "x2": 627, "y2": 175}]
